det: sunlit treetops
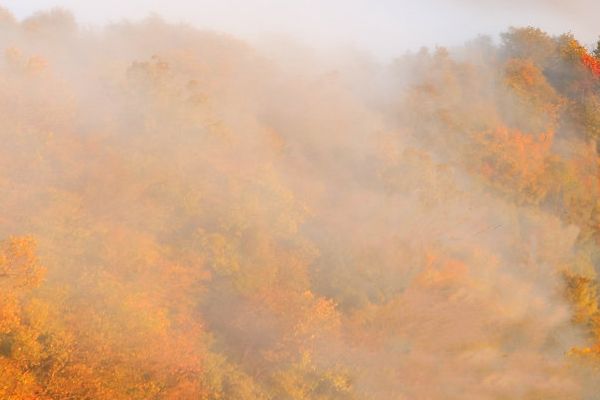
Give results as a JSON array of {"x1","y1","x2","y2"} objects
[{"x1": 0, "y1": 10, "x2": 599, "y2": 399}]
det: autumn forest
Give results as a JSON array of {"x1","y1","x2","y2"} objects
[{"x1": 1, "y1": 5, "x2": 600, "y2": 399}]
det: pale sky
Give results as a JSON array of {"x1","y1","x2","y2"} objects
[{"x1": 2, "y1": 0, "x2": 599, "y2": 59}]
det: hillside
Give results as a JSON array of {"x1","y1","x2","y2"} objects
[{"x1": 0, "y1": 8, "x2": 599, "y2": 399}]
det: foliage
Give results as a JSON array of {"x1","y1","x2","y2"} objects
[{"x1": 0, "y1": 10, "x2": 600, "y2": 399}]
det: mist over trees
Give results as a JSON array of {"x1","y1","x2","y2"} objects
[{"x1": 0, "y1": 6, "x2": 600, "y2": 399}]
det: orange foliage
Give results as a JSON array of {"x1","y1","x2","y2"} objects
[
  {"x1": 470, "y1": 126, "x2": 554, "y2": 203},
  {"x1": 581, "y1": 52, "x2": 600, "y2": 78},
  {"x1": 1, "y1": 11, "x2": 600, "y2": 399}
]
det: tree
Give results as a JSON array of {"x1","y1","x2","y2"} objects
[{"x1": 593, "y1": 38, "x2": 600, "y2": 59}]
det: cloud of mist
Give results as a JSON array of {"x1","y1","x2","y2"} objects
[
  {"x1": 0, "y1": 4, "x2": 598, "y2": 399},
  {"x1": 3, "y1": 0, "x2": 600, "y2": 59}
]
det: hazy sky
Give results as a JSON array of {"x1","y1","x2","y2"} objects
[{"x1": 2, "y1": 0, "x2": 599, "y2": 58}]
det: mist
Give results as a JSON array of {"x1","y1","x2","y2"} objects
[
  {"x1": 4, "y1": 0, "x2": 600, "y2": 59},
  {"x1": 0, "y1": 3, "x2": 599, "y2": 400}
]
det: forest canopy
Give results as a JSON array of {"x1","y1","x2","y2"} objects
[{"x1": 0, "y1": 6, "x2": 599, "y2": 399}]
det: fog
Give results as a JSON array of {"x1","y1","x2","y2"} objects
[
  {"x1": 4, "y1": 0, "x2": 600, "y2": 59},
  {"x1": 0, "y1": 3, "x2": 599, "y2": 400}
]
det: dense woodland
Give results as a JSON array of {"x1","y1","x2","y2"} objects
[{"x1": 1, "y1": 6, "x2": 600, "y2": 399}]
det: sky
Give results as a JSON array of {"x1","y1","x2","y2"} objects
[{"x1": 2, "y1": 0, "x2": 600, "y2": 59}]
